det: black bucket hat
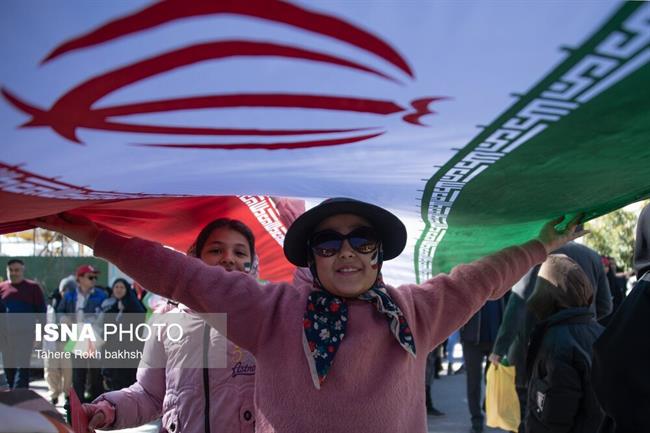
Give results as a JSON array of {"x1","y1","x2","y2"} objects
[{"x1": 284, "y1": 197, "x2": 407, "y2": 267}]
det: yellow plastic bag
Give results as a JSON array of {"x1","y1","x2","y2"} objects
[{"x1": 486, "y1": 363, "x2": 521, "y2": 432}]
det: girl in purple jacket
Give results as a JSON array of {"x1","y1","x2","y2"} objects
[
  {"x1": 81, "y1": 218, "x2": 259, "y2": 433},
  {"x1": 36, "y1": 198, "x2": 584, "y2": 433}
]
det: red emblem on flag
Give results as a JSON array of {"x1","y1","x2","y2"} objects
[{"x1": 2, "y1": 0, "x2": 446, "y2": 150}]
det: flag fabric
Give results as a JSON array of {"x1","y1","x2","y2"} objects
[
  {"x1": 0, "y1": 389, "x2": 73, "y2": 433},
  {"x1": 1, "y1": 0, "x2": 649, "y2": 285},
  {"x1": 68, "y1": 388, "x2": 88, "y2": 433},
  {"x1": 0, "y1": 192, "x2": 300, "y2": 283}
]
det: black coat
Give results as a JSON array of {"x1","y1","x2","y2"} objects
[
  {"x1": 493, "y1": 242, "x2": 611, "y2": 376},
  {"x1": 525, "y1": 307, "x2": 604, "y2": 433},
  {"x1": 99, "y1": 289, "x2": 146, "y2": 391},
  {"x1": 460, "y1": 296, "x2": 506, "y2": 345},
  {"x1": 100, "y1": 289, "x2": 145, "y2": 315},
  {"x1": 592, "y1": 274, "x2": 650, "y2": 433}
]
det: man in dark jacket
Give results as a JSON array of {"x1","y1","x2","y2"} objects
[
  {"x1": 460, "y1": 296, "x2": 506, "y2": 433},
  {"x1": 489, "y1": 241, "x2": 611, "y2": 431},
  {"x1": 592, "y1": 204, "x2": 650, "y2": 433},
  {"x1": 525, "y1": 255, "x2": 604, "y2": 433}
]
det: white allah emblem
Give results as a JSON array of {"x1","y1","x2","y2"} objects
[{"x1": 536, "y1": 391, "x2": 546, "y2": 412}]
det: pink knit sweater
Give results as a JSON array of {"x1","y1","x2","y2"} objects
[{"x1": 95, "y1": 230, "x2": 546, "y2": 433}]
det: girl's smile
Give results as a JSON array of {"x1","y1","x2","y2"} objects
[{"x1": 313, "y1": 214, "x2": 379, "y2": 297}]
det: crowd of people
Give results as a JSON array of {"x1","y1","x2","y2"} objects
[
  {"x1": 0, "y1": 260, "x2": 148, "y2": 417},
  {"x1": 0, "y1": 199, "x2": 648, "y2": 433},
  {"x1": 424, "y1": 207, "x2": 649, "y2": 433}
]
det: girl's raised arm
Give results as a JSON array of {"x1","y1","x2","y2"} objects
[{"x1": 34, "y1": 212, "x2": 278, "y2": 353}]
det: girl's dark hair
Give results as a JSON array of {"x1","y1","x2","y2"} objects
[
  {"x1": 192, "y1": 218, "x2": 255, "y2": 259},
  {"x1": 111, "y1": 278, "x2": 132, "y2": 300},
  {"x1": 111, "y1": 278, "x2": 132, "y2": 291}
]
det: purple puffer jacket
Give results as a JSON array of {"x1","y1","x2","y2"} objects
[{"x1": 95, "y1": 303, "x2": 256, "y2": 433}]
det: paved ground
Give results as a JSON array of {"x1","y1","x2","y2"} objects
[
  {"x1": 14, "y1": 361, "x2": 512, "y2": 433},
  {"x1": 426, "y1": 365, "x2": 509, "y2": 433}
]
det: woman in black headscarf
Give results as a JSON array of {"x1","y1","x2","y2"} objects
[{"x1": 100, "y1": 278, "x2": 146, "y2": 391}]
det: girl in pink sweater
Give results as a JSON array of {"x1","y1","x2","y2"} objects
[{"x1": 36, "y1": 198, "x2": 583, "y2": 433}]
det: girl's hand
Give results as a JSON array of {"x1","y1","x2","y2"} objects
[
  {"x1": 537, "y1": 214, "x2": 588, "y2": 254},
  {"x1": 82, "y1": 401, "x2": 115, "y2": 431},
  {"x1": 31, "y1": 212, "x2": 101, "y2": 248}
]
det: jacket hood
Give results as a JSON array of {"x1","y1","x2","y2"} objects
[{"x1": 634, "y1": 204, "x2": 650, "y2": 278}]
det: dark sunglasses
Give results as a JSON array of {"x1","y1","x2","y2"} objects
[
  {"x1": 86, "y1": 275, "x2": 97, "y2": 281},
  {"x1": 309, "y1": 227, "x2": 379, "y2": 258}
]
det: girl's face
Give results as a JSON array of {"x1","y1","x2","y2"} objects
[
  {"x1": 199, "y1": 227, "x2": 252, "y2": 272},
  {"x1": 112, "y1": 281, "x2": 127, "y2": 299},
  {"x1": 312, "y1": 214, "x2": 379, "y2": 298}
]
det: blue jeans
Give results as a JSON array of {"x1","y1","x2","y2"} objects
[{"x1": 447, "y1": 330, "x2": 461, "y2": 364}]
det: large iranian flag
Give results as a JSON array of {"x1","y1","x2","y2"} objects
[{"x1": 1, "y1": 1, "x2": 648, "y2": 285}]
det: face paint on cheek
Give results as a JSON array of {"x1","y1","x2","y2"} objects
[{"x1": 370, "y1": 250, "x2": 379, "y2": 270}]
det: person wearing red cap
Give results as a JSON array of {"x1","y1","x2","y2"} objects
[
  {"x1": 76, "y1": 264, "x2": 99, "y2": 278},
  {"x1": 56, "y1": 263, "x2": 107, "y2": 406},
  {"x1": 58, "y1": 264, "x2": 107, "y2": 316}
]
